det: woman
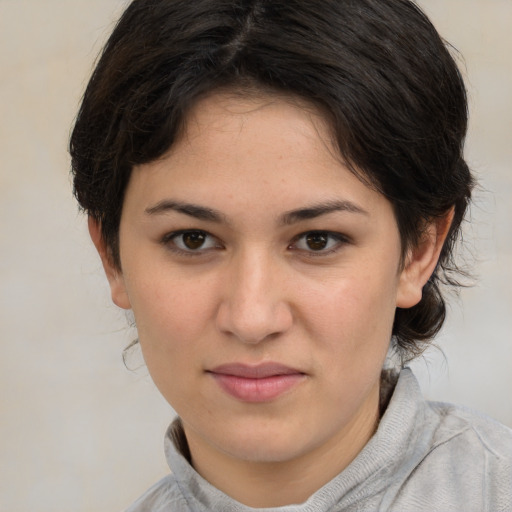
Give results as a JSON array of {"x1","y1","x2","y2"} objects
[{"x1": 70, "y1": 0, "x2": 512, "y2": 510}]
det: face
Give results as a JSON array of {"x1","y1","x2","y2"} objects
[{"x1": 95, "y1": 92, "x2": 437, "y2": 474}]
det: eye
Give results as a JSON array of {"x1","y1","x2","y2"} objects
[
  {"x1": 290, "y1": 231, "x2": 348, "y2": 254},
  {"x1": 162, "y1": 230, "x2": 221, "y2": 254}
]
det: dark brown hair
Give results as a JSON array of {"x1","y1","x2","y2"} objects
[{"x1": 70, "y1": 0, "x2": 474, "y2": 360}]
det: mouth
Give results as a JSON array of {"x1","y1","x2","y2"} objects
[{"x1": 207, "y1": 363, "x2": 306, "y2": 403}]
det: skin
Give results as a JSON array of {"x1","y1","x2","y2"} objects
[{"x1": 91, "y1": 92, "x2": 451, "y2": 507}]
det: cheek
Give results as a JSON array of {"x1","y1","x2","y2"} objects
[
  {"x1": 302, "y1": 271, "x2": 398, "y2": 411},
  {"x1": 124, "y1": 274, "x2": 216, "y2": 411},
  {"x1": 303, "y1": 265, "x2": 399, "y2": 355},
  {"x1": 125, "y1": 271, "x2": 216, "y2": 355}
]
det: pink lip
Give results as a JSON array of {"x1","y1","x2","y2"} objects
[{"x1": 207, "y1": 363, "x2": 306, "y2": 403}]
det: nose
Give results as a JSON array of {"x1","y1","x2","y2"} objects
[{"x1": 215, "y1": 250, "x2": 293, "y2": 344}]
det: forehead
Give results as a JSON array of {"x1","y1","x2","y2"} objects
[
  {"x1": 182, "y1": 91, "x2": 336, "y2": 161},
  {"x1": 127, "y1": 91, "x2": 392, "y2": 222}
]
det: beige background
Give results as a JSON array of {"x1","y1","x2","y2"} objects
[{"x1": 1, "y1": 1, "x2": 511, "y2": 511}]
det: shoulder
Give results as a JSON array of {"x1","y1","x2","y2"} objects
[
  {"x1": 384, "y1": 370, "x2": 512, "y2": 511},
  {"x1": 404, "y1": 399, "x2": 512, "y2": 510},
  {"x1": 426, "y1": 399, "x2": 512, "y2": 461},
  {"x1": 394, "y1": 368, "x2": 512, "y2": 463},
  {"x1": 123, "y1": 474, "x2": 190, "y2": 512}
]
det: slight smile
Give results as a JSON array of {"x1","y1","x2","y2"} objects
[{"x1": 207, "y1": 363, "x2": 307, "y2": 403}]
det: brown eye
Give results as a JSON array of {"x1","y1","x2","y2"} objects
[
  {"x1": 290, "y1": 231, "x2": 348, "y2": 255},
  {"x1": 166, "y1": 230, "x2": 220, "y2": 253},
  {"x1": 305, "y1": 232, "x2": 329, "y2": 251},
  {"x1": 182, "y1": 231, "x2": 206, "y2": 250}
]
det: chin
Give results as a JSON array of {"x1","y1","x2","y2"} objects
[
  {"x1": 225, "y1": 439, "x2": 305, "y2": 464},
  {"x1": 211, "y1": 419, "x2": 315, "y2": 464}
]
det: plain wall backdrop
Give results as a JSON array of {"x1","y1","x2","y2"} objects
[{"x1": 1, "y1": 1, "x2": 511, "y2": 511}]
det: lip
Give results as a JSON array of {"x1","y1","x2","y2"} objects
[{"x1": 207, "y1": 363, "x2": 306, "y2": 403}]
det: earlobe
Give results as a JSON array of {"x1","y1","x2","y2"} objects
[
  {"x1": 88, "y1": 217, "x2": 131, "y2": 310},
  {"x1": 396, "y1": 208, "x2": 454, "y2": 309}
]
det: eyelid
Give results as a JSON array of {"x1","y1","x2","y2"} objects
[
  {"x1": 160, "y1": 229, "x2": 223, "y2": 256},
  {"x1": 159, "y1": 229, "x2": 349, "y2": 258},
  {"x1": 288, "y1": 230, "x2": 350, "y2": 256}
]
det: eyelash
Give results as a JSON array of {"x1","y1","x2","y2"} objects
[
  {"x1": 160, "y1": 230, "x2": 350, "y2": 257},
  {"x1": 289, "y1": 231, "x2": 350, "y2": 257},
  {"x1": 160, "y1": 230, "x2": 223, "y2": 257}
]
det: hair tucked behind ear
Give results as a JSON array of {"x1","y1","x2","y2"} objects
[
  {"x1": 70, "y1": 0, "x2": 474, "y2": 361},
  {"x1": 392, "y1": 178, "x2": 472, "y2": 361}
]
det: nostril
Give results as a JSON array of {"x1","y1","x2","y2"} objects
[{"x1": 215, "y1": 298, "x2": 293, "y2": 344}]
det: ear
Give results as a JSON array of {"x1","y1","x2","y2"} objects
[
  {"x1": 88, "y1": 216, "x2": 131, "y2": 310},
  {"x1": 396, "y1": 208, "x2": 454, "y2": 309}
]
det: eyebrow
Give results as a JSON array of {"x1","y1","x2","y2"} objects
[
  {"x1": 280, "y1": 200, "x2": 368, "y2": 225},
  {"x1": 145, "y1": 200, "x2": 226, "y2": 223},
  {"x1": 144, "y1": 199, "x2": 368, "y2": 224}
]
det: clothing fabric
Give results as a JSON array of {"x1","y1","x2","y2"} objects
[{"x1": 125, "y1": 369, "x2": 512, "y2": 511}]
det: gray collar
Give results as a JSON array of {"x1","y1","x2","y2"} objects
[{"x1": 163, "y1": 369, "x2": 435, "y2": 511}]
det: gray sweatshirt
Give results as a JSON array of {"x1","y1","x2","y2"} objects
[{"x1": 125, "y1": 369, "x2": 512, "y2": 511}]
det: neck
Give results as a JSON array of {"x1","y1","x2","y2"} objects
[{"x1": 182, "y1": 383, "x2": 381, "y2": 508}]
